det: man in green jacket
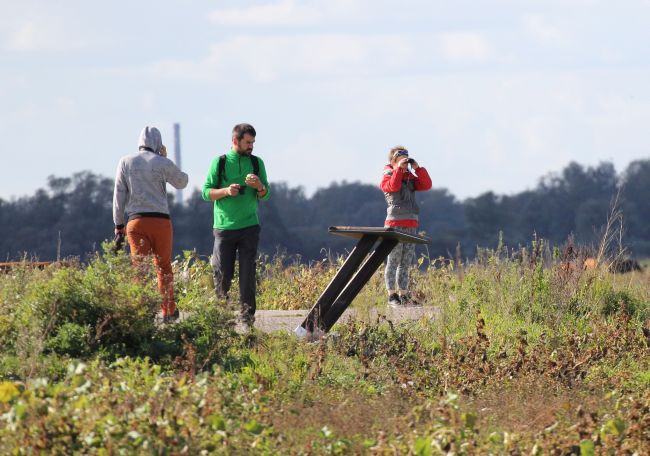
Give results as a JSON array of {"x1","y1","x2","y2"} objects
[{"x1": 202, "y1": 123, "x2": 270, "y2": 328}]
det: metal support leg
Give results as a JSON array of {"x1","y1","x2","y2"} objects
[
  {"x1": 320, "y1": 238, "x2": 398, "y2": 332},
  {"x1": 300, "y1": 235, "x2": 377, "y2": 332}
]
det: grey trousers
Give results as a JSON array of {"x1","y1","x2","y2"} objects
[
  {"x1": 211, "y1": 225, "x2": 260, "y2": 320},
  {"x1": 384, "y1": 227, "x2": 417, "y2": 291}
]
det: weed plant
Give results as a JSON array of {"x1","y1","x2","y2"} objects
[{"x1": 0, "y1": 239, "x2": 648, "y2": 453}]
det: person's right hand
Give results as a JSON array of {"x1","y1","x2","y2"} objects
[
  {"x1": 226, "y1": 184, "x2": 241, "y2": 196},
  {"x1": 395, "y1": 157, "x2": 409, "y2": 171}
]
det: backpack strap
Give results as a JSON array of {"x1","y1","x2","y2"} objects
[
  {"x1": 251, "y1": 155, "x2": 259, "y2": 177},
  {"x1": 217, "y1": 154, "x2": 259, "y2": 188},
  {"x1": 216, "y1": 154, "x2": 227, "y2": 189}
]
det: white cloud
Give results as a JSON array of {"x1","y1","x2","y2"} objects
[
  {"x1": 140, "y1": 93, "x2": 157, "y2": 111},
  {"x1": 210, "y1": 0, "x2": 313, "y2": 26},
  {"x1": 209, "y1": 0, "x2": 362, "y2": 27},
  {"x1": 523, "y1": 14, "x2": 566, "y2": 44},
  {"x1": 54, "y1": 96, "x2": 78, "y2": 116},
  {"x1": 9, "y1": 21, "x2": 40, "y2": 50},
  {"x1": 153, "y1": 34, "x2": 415, "y2": 82},
  {"x1": 440, "y1": 32, "x2": 490, "y2": 62},
  {"x1": 4, "y1": 19, "x2": 83, "y2": 51}
]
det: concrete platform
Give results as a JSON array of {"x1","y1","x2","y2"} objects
[{"x1": 253, "y1": 306, "x2": 440, "y2": 334}]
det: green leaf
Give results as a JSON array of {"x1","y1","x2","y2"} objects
[
  {"x1": 579, "y1": 439, "x2": 595, "y2": 456},
  {"x1": 462, "y1": 412, "x2": 478, "y2": 430},
  {"x1": 320, "y1": 426, "x2": 333, "y2": 438},
  {"x1": 0, "y1": 382, "x2": 20, "y2": 403},
  {"x1": 207, "y1": 414, "x2": 226, "y2": 431},
  {"x1": 414, "y1": 436, "x2": 432, "y2": 456},
  {"x1": 601, "y1": 418, "x2": 626, "y2": 437},
  {"x1": 488, "y1": 431, "x2": 503, "y2": 444},
  {"x1": 14, "y1": 403, "x2": 28, "y2": 420},
  {"x1": 244, "y1": 419, "x2": 264, "y2": 435}
]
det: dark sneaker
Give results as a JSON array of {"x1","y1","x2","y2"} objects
[
  {"x1": 241, "y1": 311, "x2": 255, "y2": 326},
  {"x1": 163, "y1": 309, "x2": 180, "y2": 324},
  {"x1": 388, "y1": 293, "x2": 401, "y2": 308},
  {"x1": 400, "y1": 293, "x2": 422, "y2": 307},
  {"x1": 235, "y1": 313, "x2": 255, "y2": 334}
]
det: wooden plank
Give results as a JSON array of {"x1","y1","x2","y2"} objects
[
  {"x1": 300, "y1": 235, "x2": 378, "y2": 333},
  {"x1": 320, "y1": 238, "x2": 398, "y2": 332},
  {"x1": 0, "y1": 261, "x2": 74, "y2": 272},
  {"x1": 328, "y1": 226, "x2": 431, "y2": 244},
  {"x1": 297, "y1": 226, "x2": 429, "y2": 337}
]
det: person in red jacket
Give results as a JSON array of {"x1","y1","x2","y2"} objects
[{"x1": 380, "y1": 146, "x2": 432, "y2": 307}]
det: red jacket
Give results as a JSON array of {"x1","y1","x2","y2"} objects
[{"x1": 380, "y1": 164, "x2": 432, "y2": 228}]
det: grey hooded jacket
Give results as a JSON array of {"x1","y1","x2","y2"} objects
[{"x1": 112, "y1": 126, "x2": 188, "y2": 227}]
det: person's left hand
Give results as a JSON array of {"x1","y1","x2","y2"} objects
[
  {"x1": 409, "y1": 159, "x2": 419, "y2": 169},
  {"x1": 245, "y1": 174, "x2": 263, "y2": 190},
  {"x1": 114, "y1": 226, "x2": 125, "y2": 236},
  {"x1": 159, "y1": 145, "x2": 167, "y2": 158}
]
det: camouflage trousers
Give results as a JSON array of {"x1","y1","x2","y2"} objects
[{"x1": 384, "y1": 227, "x2": 417, "y2": 291}]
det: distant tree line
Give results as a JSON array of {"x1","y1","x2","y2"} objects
[{"x1": 1, "y1": 159, "x2": 649, "y2": 262}]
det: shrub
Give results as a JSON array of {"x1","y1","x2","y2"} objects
[
  {"x1": 0, "y1": 245, "x2": 241, "y2": 378},
  {"x1": 599, "y1": 289, "x2": 643, "y2": 318},
  {"x1": 45, "y1": 322, "x2": 91, "y2": 358}
]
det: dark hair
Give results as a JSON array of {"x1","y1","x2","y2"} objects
[{"x1": 232, "y1": 123, "x2": 256, "y2": 141}]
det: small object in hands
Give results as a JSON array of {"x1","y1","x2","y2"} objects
[
  {"x1": 112, "y1": 231, "x2": 125, "y2": 254},
  {"x1": 407, "y1": 161, "x2": 418, "y2": 178},
  {"x1": 244, "y1": 174, "x2": 259, "y2": 194}
]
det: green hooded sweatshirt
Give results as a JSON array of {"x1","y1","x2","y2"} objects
[{"x1": 202, "y1": 150, "x2": 271, "y2": 230}]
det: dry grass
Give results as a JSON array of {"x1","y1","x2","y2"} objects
[
  {"x1": 463, "y1": 377, "x2": 606, "y2": 434},
  {"x1": 268, "y1": 386, "x2": 416, "y2": 444}
]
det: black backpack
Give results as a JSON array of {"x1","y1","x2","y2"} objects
[{"x1": 216, "y1": 154, "x2": 259, "y2": 189}]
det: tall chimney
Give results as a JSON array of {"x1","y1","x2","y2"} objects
[{"x1": 173, "y1": 122, "x2": 183, "y2": 205}]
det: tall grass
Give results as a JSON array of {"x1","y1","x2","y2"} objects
[{"x1": 0, "y1": 238, "x2": 648, "y2": 453}]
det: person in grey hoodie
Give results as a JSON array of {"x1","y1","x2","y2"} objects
[{"x1": 113, "y1": 126, "x2": 188, "y2": 323}]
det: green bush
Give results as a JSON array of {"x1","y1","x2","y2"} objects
[
  {"x1": 45, "y1": 322, "x2": 91, "y2": 358},
  {"x1": 0, "y1": 245, "x2": 242, "y2": 378},
  {"x1": 599, "y1": 289, "x2": 643, "y2": 318}
]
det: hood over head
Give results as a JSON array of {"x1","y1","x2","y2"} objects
[{"x1": 138, "y1": 126, "x2": 163, "y2": 154}]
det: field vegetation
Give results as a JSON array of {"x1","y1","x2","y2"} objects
[{"x1": 0, "y1": 239, "x2": 648, "y2": 454}]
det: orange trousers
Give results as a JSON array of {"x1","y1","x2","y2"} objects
[{"x1": 126, "y1": 217, "x2": 176, "y2": 316}]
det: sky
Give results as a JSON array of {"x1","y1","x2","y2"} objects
[{"x1": 1, "y1": 0, "x2": 649, "y2": 202}]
